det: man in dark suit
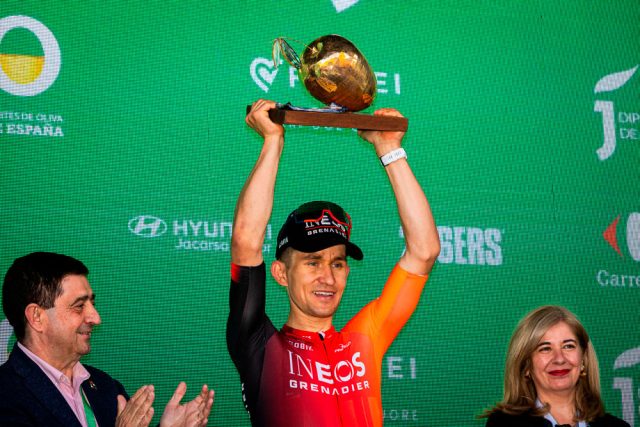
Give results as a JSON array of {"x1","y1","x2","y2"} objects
[{"x1": 0, "y1": 252, "x2": 214, "y2": 426}]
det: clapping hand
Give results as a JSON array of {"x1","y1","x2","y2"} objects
[{"x1": 159, "y1": 382, "x2": 214, "y2": 427}]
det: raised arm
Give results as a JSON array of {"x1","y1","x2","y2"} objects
[
  {"x1": 232, "y1": 99, "x2": 285, "y2": 266},
  {"x1": 358, "y1": 108, "x2": 440, "y2": 276}
]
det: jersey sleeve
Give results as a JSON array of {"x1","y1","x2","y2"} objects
[
  {"x1": 226, "y1": 262, "x2": 277, "y2": 417},
  {"x1": 344, "y1": 263, "x2": 428, "y2": 355}
]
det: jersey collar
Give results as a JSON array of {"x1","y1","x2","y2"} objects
[{"x1": 281, "y1": 324, "x2": 337, "y2": 342}]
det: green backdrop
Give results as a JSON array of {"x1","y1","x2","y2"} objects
[{"x1": 1, "y1": 1, "x2": 639, "y2": 426}]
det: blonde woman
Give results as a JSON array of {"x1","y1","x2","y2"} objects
[{"x1": 482, "y1": 306, "x2": 628, "y2": 427}]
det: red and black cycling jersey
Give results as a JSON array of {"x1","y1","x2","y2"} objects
[{"x1": 227, "y1": 262, "x2": 427, "y2": 427}]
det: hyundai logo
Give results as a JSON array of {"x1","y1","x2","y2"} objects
[{"x1": 128, "y1": 215, "x2": 168, "y2": 238}]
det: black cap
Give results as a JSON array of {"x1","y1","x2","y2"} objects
[{"x1": 275, "y1": 201, "x2": 363, "y2": 260}]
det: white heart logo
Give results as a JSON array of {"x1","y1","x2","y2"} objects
[
  {"x1": 250, "y1": 57, "x2": 278, "y2": 93},
  {"x1": 331, "y1": 0, "x2": 359, "y2": 13}
]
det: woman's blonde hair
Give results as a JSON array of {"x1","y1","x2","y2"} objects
[{"x1": 483, "y1": 305, "x2": 605, "y2": 421}]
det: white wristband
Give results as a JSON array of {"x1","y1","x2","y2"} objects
[{"x1": 379, "y1": 148, "x2": 407, "y2": 167}]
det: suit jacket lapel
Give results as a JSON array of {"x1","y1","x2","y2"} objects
[
  {"x1": 82, "y1": 376, "x2": 113, "y2": 426},
  {"x1": 10, "y1": 344, "x2": 83, "y2": 427}
]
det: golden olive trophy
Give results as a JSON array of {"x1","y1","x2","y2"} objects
[{"x1": 248, "y1": 35, "x2": 407, "y2": 131}]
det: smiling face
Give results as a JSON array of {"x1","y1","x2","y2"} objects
[
  {"x1": 530, "y1": 321, "x2": 584, "y2": 401},
  {"x1": 43, "y1": 274, "x2": 101, "y2": 367},
  {"x1": 272, "y1": 245, "x2": 349, "y2": 331}
]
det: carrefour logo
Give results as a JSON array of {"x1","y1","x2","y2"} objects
[
  {"x1": 603, "y1": 212, "x2": 640, "y2": 261},
  {"x1": 597, "y1": 212, "x2": 640, "y2": 289},
  {"x1": 128, "y1": 215, "x2": 168, "y2": 238},
  {"x1": 0, "y1": 15, "x2": 61, "y2": 96}
]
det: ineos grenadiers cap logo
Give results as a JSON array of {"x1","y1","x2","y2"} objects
[
  {"x1": 0, "y1": 15, "x2": 61, "y2": 96},
  {"x1": 128, "y1": 215, "x2": 168, "y2": 238}
]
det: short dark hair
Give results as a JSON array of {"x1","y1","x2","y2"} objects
[
  {"x1": 279, "y1": 247, "x2": 294, "y2": 267},
  {"x1": 2, "y1": 252, "x2": 89, "y2": 341}
]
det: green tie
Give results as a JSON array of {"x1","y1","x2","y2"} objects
[{"x1": 81, "y1": 388, "x2": 98, "y2": 427}]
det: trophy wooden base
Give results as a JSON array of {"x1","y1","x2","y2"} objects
[{"x1": 246, "y1": 106, "x2": 408, "y2": 131}]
